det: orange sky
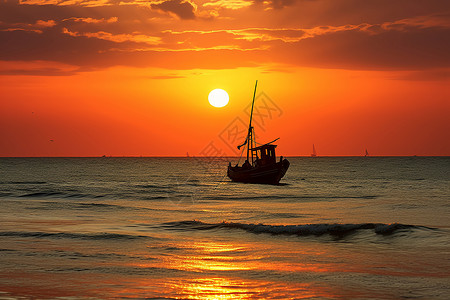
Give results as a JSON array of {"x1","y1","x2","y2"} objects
[{"x1": 0, "y1": 0, "x2": 449, "y2": 156}]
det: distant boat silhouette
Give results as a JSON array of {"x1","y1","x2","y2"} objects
[
  {"x1": 311, "y1": 144, "x2": 317, "y2": 157},
  {"x1": 227, "y1": 81, "x2": 289, "y2": 184},
  {"x1": 364, "y1": 149, "x2": 369, "y2": 157}
]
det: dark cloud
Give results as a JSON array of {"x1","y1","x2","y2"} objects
[
  {"x1": 0, "y1": 1, "x2": 160, "y2": 35},
  {"x1": 0, "y1": 28, "x2": 118, "y2": 66},
  {"x1": 273, "y1": 26, "x2": 450, "y2": 70},
  {"x1": 0, "y1": 0, "x2": 449, "y2": 73},
  {"x1": 0, "y1": 25, "x2": 266, "y2": 70},
  {"x1": 252, "y1": 0, "x2": 297, "y2": 9},
  {"x1": 0, "y1": 1, "x2": 76, "y2": 24},
  {"x1": 151, "y1": 0, "x2": 196, "y2": 20},
  {"x1": 389, "y1": 69, "x2": 450, "y2": 81},
  {"x1": 259, "y1": 0, "x2": 450, "y2": 28},
  {"x1": 0, "y1": 68, "x2": 78, "y2": 76},
  {"x1": 2, "y1": 22, "x2": 449, "y2": 71}
]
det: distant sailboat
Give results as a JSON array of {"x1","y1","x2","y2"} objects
[
  {"x1": 311, "y1": 144, "x2": 317, "y2": 157},
  {"x1": 364, "y1": 149, "x2": 369, "y2": 157}
]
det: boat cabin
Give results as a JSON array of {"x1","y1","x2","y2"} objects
[{"x1": 250, "y1": 144, "x2": 277, "y2": 166}]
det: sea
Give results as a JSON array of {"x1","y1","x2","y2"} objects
[{"x1": 0, "y1": 157, "x2": 449, "y2": 299}]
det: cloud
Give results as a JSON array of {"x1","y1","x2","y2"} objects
[
  {"x1": 164, "y1": 28, "x2": 306, "y2": 44},
  {"x1": 0, "y1": 0, "x2": 449, "y2": 73},
  {"x1": 203, "y1": 0, "x2": 252, "y2": 10},
  {"x1": 63, "y1": 17, "x2": 118, "y2": 24},
  {"x1": 0, "y1": 60, "x2": 80, "y2": 76},
  {"x1": 389, "y1": 69, "x2": 450, "y2": 81},
  {"x1": 252, "y1": 0, "x2": 297, "y2": 10},
  {"x1": 151, "y1": 0, "x2": 197, "y2": 19},
  {"x1": 2, "y1": 17, "x2": 449, "y2": 71},
  {"x1": 0, "y1": 19, "x2": 57, "y2": 33},
  {"x1": 0, "y1": 67, "x2": 78, "y2": 76},
  {"x1": 19, "y1": 0, "x2": 109, "y2": 6},
  {"x1": 273, "y1": 26, "x2": 450, "y2": 70},
  {"x1": 35, "y1": 19, "x2": 57, "y2": 27},
  {"x1": 0, "y1": 28, "x2": 118, "y2": 66},
  {"x1": 62, "y1": 28, "x2": 162, "y2": 45}
]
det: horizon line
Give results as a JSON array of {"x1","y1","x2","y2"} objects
[{"x1": 1, "y1": 155, "x2": 449, "y2": 158}]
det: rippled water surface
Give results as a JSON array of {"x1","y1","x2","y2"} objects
[{"x1": 0, "y1": 157, "x2": 449, "y2": 299}]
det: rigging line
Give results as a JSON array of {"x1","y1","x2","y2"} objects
[
  {"x1": 253, "y1": 137, "x2": 280, "y2": 146},
  {"x1": 236, "y1": 143, "x2": 246, "y2": 166}
]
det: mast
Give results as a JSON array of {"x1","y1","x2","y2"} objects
[{"x1": 247, "y1": 80, "x2": 258, "y2": 162}]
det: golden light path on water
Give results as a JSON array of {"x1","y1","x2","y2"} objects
[
  {"x1": 109, "y1": 225, "x2": 394, "y2": 300},
  {"x1": 111, "y1": 238, "x2": 342, "y2": 299}
]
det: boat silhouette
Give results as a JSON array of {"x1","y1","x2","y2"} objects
[
  {"x1": 227, "y1": 81, "x2": 290, "y2": 184},
  {"x1": 311, "y1": 144, "x2": 317, "y2": 157}
]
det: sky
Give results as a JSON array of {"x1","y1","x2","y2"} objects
[{"x1": 0, "y1": 0, "x2": 449, "y2": 156}]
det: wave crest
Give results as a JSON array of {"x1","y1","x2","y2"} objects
[
  {"x1": 0, "y1": 231, "x2": 154, "y2": 240},
  {"x1": 162, "y1": 220, "x2": 434, "y2": 236}
]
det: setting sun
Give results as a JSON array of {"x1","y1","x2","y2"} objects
[{"x1": 208, "y1": 89, "x2": 229, "y2": 108}]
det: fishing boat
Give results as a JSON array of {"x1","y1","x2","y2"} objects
[{"x1": 227, "y1": 81, "x2": 290, "y2": 184}]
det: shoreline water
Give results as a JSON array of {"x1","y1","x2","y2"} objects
[{"x1": 1, "y1": 157, "x2": 449, "y2": 299}]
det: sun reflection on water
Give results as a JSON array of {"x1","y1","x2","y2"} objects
[
  {"x1": 160, "y1": 240, "x2": 261, "y2": 272},
  {"x1": 150, "y1": 239, "x2": 338, "y2": 299},
  {"x1": 168, "y1": 277, "x2": 258, "y2": 299}
]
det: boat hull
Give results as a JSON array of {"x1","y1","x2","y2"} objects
[{"x1": 227, "y1": 159, "x2": 290, "y2": 184}]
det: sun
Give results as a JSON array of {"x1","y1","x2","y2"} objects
[{"x1": 208, "y1": 89, "x2": 229, "y2": 108}]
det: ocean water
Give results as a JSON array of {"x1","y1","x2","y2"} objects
[{"x1": 0, "y1": 157, "x2": 449, "y2": 299}]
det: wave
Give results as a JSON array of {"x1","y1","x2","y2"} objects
[
  {"x1": 7, "y1": 190, "x2": 166, "y2": 200},
  {"x1": 162, "y1": 220, "x2": 436, "y2": 236},
  {"x1": 74, "y1": 202, "x2": 128, "y2": 210},
  {"x1": 14, "y1": 191, "x2": 106, "y2": 199},
  {"x1": 141, "y1": 196, "x2": 170, "y2": 200},
  {"x1": 0, "y1": 231, "x2": 157, "y2": 240},
  {"x1": 134, "y1": 184, "x2": 166, "y2": 189},
  {"x1": 204, "y1": 195, "x2": 379, "y2": 201},
  {"x1": 19, "y1": 192, "x2": 65, "y2": 198},
  {"x1": 0, "y1": 181, "x2": 47, "y2": 185}
]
